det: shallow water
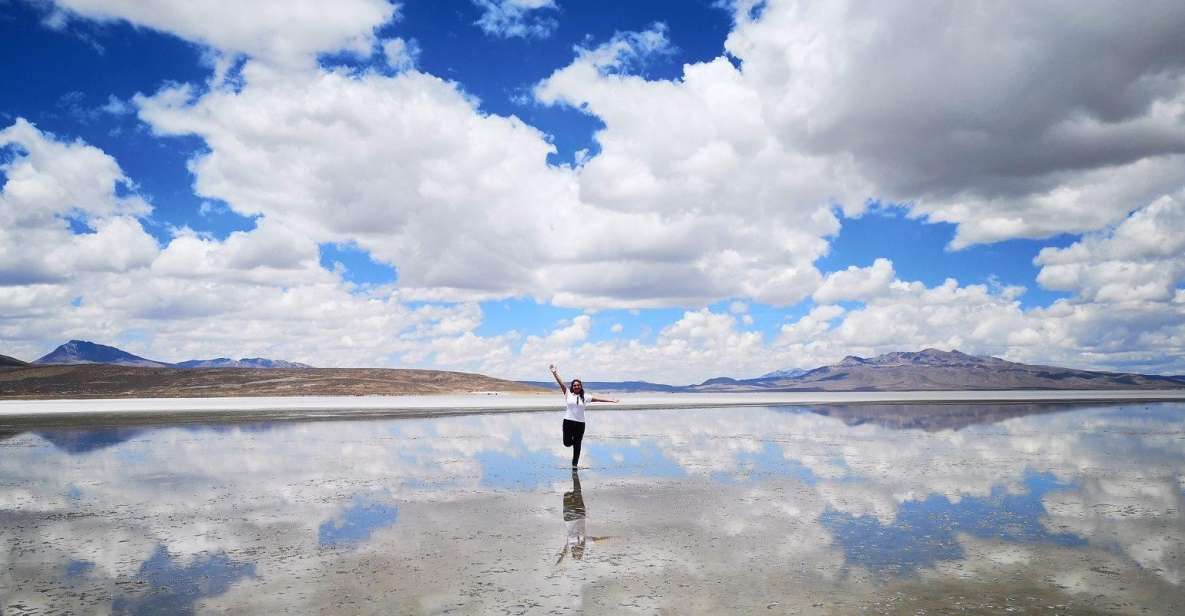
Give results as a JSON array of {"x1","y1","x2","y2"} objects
[{"x1": 1, "y1": 402, "x2": 1183, "y2": 614}]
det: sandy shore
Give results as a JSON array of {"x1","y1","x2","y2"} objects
[{"x1": 2, "y1": 389, "x2": 1184, "y2": 427}]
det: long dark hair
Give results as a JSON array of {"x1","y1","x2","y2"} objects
[{"x1": 570, "y1": 379, "x2": 585, "y2": 405}]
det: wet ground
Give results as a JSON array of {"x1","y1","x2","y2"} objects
[{"x1": 1, "y1": 401, "x2": 1183, "y2": 614}]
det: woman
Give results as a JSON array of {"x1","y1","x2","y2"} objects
[
  {"x1": 555, "y1": 469, "x2": 610, "y2": 564},
  {"x1": 549, "y1": 364, "x2": 618, "y2": 468}
]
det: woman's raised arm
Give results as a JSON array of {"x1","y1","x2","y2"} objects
[{"x1": 549, "y1": 364, "x2": 567, "y2": 395}]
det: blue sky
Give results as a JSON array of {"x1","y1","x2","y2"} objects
[{"x1": 1, "y1": 0, "x2": 1183, "y2": 380}]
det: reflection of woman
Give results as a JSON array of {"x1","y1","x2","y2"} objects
[
  {"x1": 556, "y1": 470, "x2": 609, "y2": 564},
  {"x1": 548, "y1": 364, "x2": 618, "y2": 468}
]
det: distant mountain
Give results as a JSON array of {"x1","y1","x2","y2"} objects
[
  {"x1": 688, "y1": 349, "x2": 1185, "y2": 392},
  {"x1": 539, "y1": 349, "x2": 1185, "y2": 393},
  {"x1": 0, "y1": 354, "x2": 28, "y2": 367},
  {"x1": 21, "y1": 343, "x2": 1185, "y2": 392},
  {"x1": 518, "y1": 380, "x2": 682, "y2": 393},
  {"x1": 35, "y1": 340, "x2": 169, "y2": 368},
  {"x1": 30, "y1": 340, "x2": 311, "y2": 369},
  {"x1": 173, "y1": 358, "x2": 313, "y2": 369},
  {"x1": 759, "y1": 368, "x2": 809, "y2": 379}
]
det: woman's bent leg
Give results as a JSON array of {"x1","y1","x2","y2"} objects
[
  {"x1": 562, "y1": 419, "x2": 575, "y2": 447},
  {"x1": 571, "y1": 421, "x2": 586, "y2": 467}
]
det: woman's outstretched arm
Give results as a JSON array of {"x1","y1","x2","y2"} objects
[
  {"x1": 589, "y1": 396, "x2": 619, "y2": 403},
  {"x1": 549, "y1": 364, "x2": 567, "y2": 395}
]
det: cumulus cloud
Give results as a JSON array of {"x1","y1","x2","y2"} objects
[
  {"x1": 8, "y1": 1, "x2": 1185, "y2": 377},
  {"x1": 813, "y1": 258, "x2": 895, "y2": 303},
  {"x1": 130, "y1": 53, "x2": 833, "y2": 308},
  {"x1": 43, "y1": 0, "x2": 397, "y2": 67},
  {"x1": 0, "y1": 119, "x2": 494, "y2": 367},
  {"x1": 0, "y1": 118, "x2": 157, "y2": 285},
  {"x1": 381, "y1": 37, "x2": 420, "y2": 73},
  {"x1": 3, "y1": 114, "x2": 1176, "y2": 378},
  {"x1": 720, "y1": 0, "x2": 1185, "y2": 246},
  {"x1": 1035, "y1": 194, "x2": 1185, "y2": 303},
  {"x1": 533, "y1": 1, "x2": 1185, "y2": 251},
  {"x1": 428, "y1": 261, "x2": 1182, "y2": 382},
  {"x1": 472, "y1": 0, "x2": 559, "y2": 39}
]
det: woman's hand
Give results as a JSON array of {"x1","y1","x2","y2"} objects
[{"x1": 550, "y1": 364, "x2": 566, "y2": 393}]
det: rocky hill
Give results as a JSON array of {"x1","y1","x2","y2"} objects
[
  {"x1": 0, "y1": 354, "x2": 28, "y2": 367},
  {"x1": 172, "y1": 358, "x2": 314, "y2": 369},
  {"x1": 32, "y1": 340, "x2": 312, "y2": 369},
  {"x1": 689, "y1": 349, "x2": 1185, "y2": 391},
  {"x1": 35, "y1": 340, "x2": 169, "y2": 368},
  {"x1": 541, "y1": 349, "x2": 1185, "y2": 392}
]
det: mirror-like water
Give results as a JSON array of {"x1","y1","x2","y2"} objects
[{"x1": 1, "y1": 402, "x2": 1183, "y2": 614}]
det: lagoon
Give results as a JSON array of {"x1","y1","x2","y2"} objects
[{"x1": 2, "y1": 400, "x2": 1183, "y2": 614}]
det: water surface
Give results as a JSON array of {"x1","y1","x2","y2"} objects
[{"x1": 1, "y1": 401, "x2": 1183, "y2": 614}]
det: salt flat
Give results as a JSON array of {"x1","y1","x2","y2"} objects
[
  {"x1": 3, "y1": 401, "x2": 1183, "y2": 614},
  {"x1": 1, "y1": 389, "x2": 1184, "y2": 422}
]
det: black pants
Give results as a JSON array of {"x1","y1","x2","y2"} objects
[{"x1": 562, "y1": 419, "x2": 586, "y2": 467}]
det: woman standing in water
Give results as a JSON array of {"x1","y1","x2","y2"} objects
[{"x1": 549, "y1": 364, "x2": 618, "y2": 468}]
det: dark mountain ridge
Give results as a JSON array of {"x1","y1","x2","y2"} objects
[
  {"x1": 727, "y1": 348, "x2": 1185, "y2": 392},
  {"x1": 30, "y1": 340, "x2": 312, "y2": 370},
  {"x1": 35, "y1": 340, "x2": 169, "y2": 368},
  {"x1": 0, "y1": 354, "x2": 28, "y2": 367},
  {"x1": 173, "y1": 358, "x2": 314, "y2": 369}
]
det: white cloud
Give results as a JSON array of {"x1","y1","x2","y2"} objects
[
  {"x1": 3, "y1": 120, "x2": 1176, "y2": 378},
  {"x1": 777, "y1": 304, "x2": 844, "y2": 345},
  {"x1": 1035, "y1": 194, "x2": 1185, "y2": 303},
  {"x1": 0, "y1": 121, "x2": 503, "y2": 367},
  {"x1": 472, "y1": 0, "x2": 559, "y2": 39},
  {"x1": 132, "y1": 56, "x2": 833, "y2": 308},
  {"x1": 488, "y1": 308, "x2": 768, "y2": 383},
  {"x1": 534, "y1": 2, "x2": 1185, "y2": 252},
  {"x1": 381, "y1": 37, "x2": 420, "y2": 73},
  {"x1": 0, "y1": 118, "x2": 157, "y2": 285},
  {"x1": 45, "y1": 0, "x2": 397, "y2": 67},
  {"x1": 9, "y1": 1, "x2": 1185, "y2": 378},
  {"x1": 429, "y1": 263, "x2": 1183, "y2": 382},
  {"x1": 99, "y1": 94, "x2": 132, "y2": 115},
  {"x1": 0, "y1": 118, "x2": 148, "y2": 219},
  {"x1": 813, "y1": 258, "x2": 895, "y2": 303},
  {"x1": 720, "y1": 0, "x2": 1185, "y2": 246}
]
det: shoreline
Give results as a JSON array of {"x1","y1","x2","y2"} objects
[{"x1": 2, "y1": 390, "x2": 1183, "y2": 429}]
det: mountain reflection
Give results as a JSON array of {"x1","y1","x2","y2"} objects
[
  {"x1": 1, "y1": 401, "x2": 1182, "y2": 613},
  {"x1": 804, "y1": 401, "x2": 1078, "y2": 431}
]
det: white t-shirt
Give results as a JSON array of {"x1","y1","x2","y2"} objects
[
  {"x1": 566, "y1": 518, "x2": 586, "y2": 546},
  {"x1": 563, "y1": 390, "x2": 587, "y2": 422}
]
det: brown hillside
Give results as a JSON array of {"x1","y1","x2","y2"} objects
[{"x1": 0, "y1": 364, "x2": 546, "y2": 399}]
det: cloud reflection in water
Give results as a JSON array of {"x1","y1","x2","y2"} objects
[{"x1": 0, "y1": 401, "x2": 1181, "y2": 613}]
